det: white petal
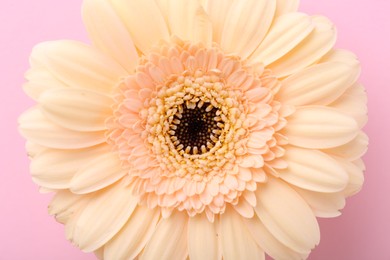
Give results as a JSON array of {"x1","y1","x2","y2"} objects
[
  {"x1": 105, "y1": 206, "x2": 160, "y2": 260},
  {"x1": 277, "y1": 61, "x2": 360, "y2": 106},
  {"x1": 221, "y1": 0, "x2": 276, "y2": 58},
  {"x1": 329, "y1": 83, "x2": 368, "y2": 128},
  {"x1": 275, "y1": 0, "x2": 299, "y2": 17},
  {"x1": 23, "y1": 67, "x2": 67, "y2": 100},
  {"x1": 82, "y1": 0, "x2": 138, "y2": 72},
  {"x1": 244, "y1": 215, "x2": 303, "y2": 260},
  {"x1": 31, "y1": 144, "x2": 110, "y2": 189},
  {"x1": 283, "y1": 106, "x2": 359, "y2": 149},
  {"x1": 19, "y1": 108, "x2": 106, "y2": 149},
  {"x1": 324, "y1": 131, "x2": 368, "y2": 161},
  {"x1": 40, "y1": 88, "x2": 113, "y2": 132},
  {"x1": 220, "y1": 206, "x2": 265, "y2": 260},
  {"x1": 110, "y1": 0, "x2": 169, "y2": 53},
  {"x1": 278, "y1": 147, "x2": 349, "y2": 193},
  {"x1": 268, "y1": 16, "x2": 337, "y2": 78},
  {"x1": 250, "y1": 13, "x2": 314, "y2": 66},
  {"x1": 188, "y1": 214, "x2": 220, "y2": 260},
  {"x1": 203, "y1": 0, "x2": 234, "y2": 43},
  {"x1": 293, "y1": 188, "x2": 346, "y2": 218},
  {"x1": 70, "y1": 152, "x2": 127, "y2": 194},
  {"x1": 141, "y1": 211, "x2": 188, "y2": 260},
  {"x1": 70, "y1": 181, "x2": 138, "y2": 252},
  {"x1": 255, "y1": 178, "x2": 320, "y2": 254},
  {"x1": 30, "y1": 40, "x2": 127, "y2": 93}
]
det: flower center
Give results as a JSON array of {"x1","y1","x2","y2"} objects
[{"x1": 170, "y1": 102, "x2": 221, "y2": 155}]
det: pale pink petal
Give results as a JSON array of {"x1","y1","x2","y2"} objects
[
  {"x1": 188, "y1": 214, "x2": 220, "y2": 260},
  {"x1": 283, "y1": 106, "x2": 359, "y2": 149},
  {"x1": 268, "y1": 16, "x2": 337, "y2": 78},
  {"x1": 82, "y1": 0, "x2": 138, "y2": 72},
  {"x1": 109, "y1": 0, "x2": 169, "y2": 53},
  {"x1": 19, "y1": 108, "x2": 106, "y2": 149},
  {"x1": 278, "y1": 147, "x2": 348, "y2": 193},
  {"x1": 31, "y1": 144, "x2": 110, "y2": 190},
  {"x1": 277, "y1": 61, "x2": 360, "y2": 106},
  {"x1": 255, "y1": 178, "x2": 320, "y2": 254},
  {"x1": 30, "y1": 40, "x2": 127, "y2": 93},
  {"x1": 233, "y1": 198, "x2": 255, "y2": 218},
  {"x1": 221, "y1": 0, "x2": 276, "y2": 58},
  {"x1": 324, "y1": 131, "x2": 368, "y2": 161},
  {"x1": 40, "y1": 88, "x2": 113, "y2": 132},
  {"x1": 69, "y1": 181, "x2": 138, "y2": 252},
  {"x1": 220, "y1": 206, "x2": 265, "y2": 260},
  {"x1": 141, "y1": 211, "x2": 188, "y2": 260},
  {"x1": 70, "y1": 152, "x2": 127, "y2": 194},
  {"x1": 104, "y1": 206, "x2": 160, "y2": 260},
  {"x1": 250, "y1": 13, "x2": 314, "y2": 66}
]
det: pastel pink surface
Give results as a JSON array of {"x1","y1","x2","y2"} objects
[{"x1": 0, "y1": 0, "x2": 388, "y2": 259}]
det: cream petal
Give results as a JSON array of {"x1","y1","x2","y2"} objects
[
  {"x1": 319, "y1": 49, "x2": 360, "y2": 66},
  {"x1": 104, "y1": 206, "x2": 160, "y2": 260},
  {"x1": 293, "y1": 188, "x2": 346, "y2": 218},
  {"x1": 19, "y1": 108, "x2": 106, "y2": 149},
  {"x1": 141, "y1": 211, "x2": 188, "y2": 260},
  {"x1": 70, "y1": 152, "x2": 127, "y2": 194},
  {"x1": 275, "y1": 0, "x2": 299, "y2": 17},
  {"x1": 39, "y1": 88, "x2": 113, "y2": 132},
  {"x1": 244, "y1": 215, "x2": 303, "y2": 260},
  {"x1": 268, "y1": 16, "x2": 337, "y2": 78},
  {"x1": 277, "y1": 61, "x2": 360, "y2": 106},
  {"x1": 30, "y1": 40, "x2": 127, "y2": 93},
  {"x1": 188, "y1": 214, "x2": 220, "y2": 260},
  {"x1": 324, "y1": 131, "x2": 368, "y2": 161},
  {"x1": 335, "y1": 158, "x2": 365, "y2": 197},
  {"x1": 82, "y1": 0, "x2": 138, "y2": 72},
  {"x1": 329, "y1": 83, "x2": 368, "y2": 128},
  {"x1": 23, "y1": 67, "x2": 67, "y2": 100},
  {"x1": 25, "y1": 141, "x2": 46, "y2": 159},
  {"x1": 192, "y1": 6, "x2": 213, "y2": 47},
  {"x1": 220, "y1": 206, "x2": 265, "y2": 260},
  {"x1": 283, "y1": 106, "x2": 359, "y2": 149},
  {"x1": 203, "y1": 0, "x2": 233, "y2": 43},
  {"x1": 233, "y1": 198, "x2": 255, "y2": 218},
  {"x1": 278, "y1": 147, "x2": 348, "y2": 193},
  {"x1": 31, "y1": 144, "x2": 110, "y2": 190},
  {"x1": 221, "y1": 0, "x2": 276, "y2": 58},
  {"x1": 255, "y1": 178, "x2": 320, "y2": 254},
  {"x1": 250, "y1": 13, "x2": 314, "y2": 66},
  {"x1": 94, "y1": 248, "x2": 104, "y2": 260},
  {"x1": 110, "y1": 0, "x2": 169, "y2": 54},
  {"x1": 70, "y1": 181, "x2": 138, "y2": 252}
]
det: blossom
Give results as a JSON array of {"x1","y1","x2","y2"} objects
[{"x1": 19, "y1": 0, "x2": 368, "y2": 259}]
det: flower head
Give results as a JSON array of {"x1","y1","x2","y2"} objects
[{"x1": 19, "y1": 0, "x2": 368, "y2": 259}]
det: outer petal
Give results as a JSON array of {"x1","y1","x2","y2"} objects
[
  {"x1": 31, "y1": 144, "x2": 110, "y2": 189},
  {"x1": 70, "y1": 152, "x2": 127, "y2": 194},
  {"x1": 82, "y1": 0, "x2": 139, "y2": 72},
  {"x1": 141, "y1": 211, "x2": 188, "y2": 260},
  {"x1": 39, "y1": 88, "x2": 113, "y2": 132},
  {"x1": 188, "y1": 214, "x2": 220, "y2": 260},
  {"x1": 19, "y1": 108, "x2": 106, "y2": 149},
  {"x1": 220, "y1": 0, "x2": 276, "y2": 59},
  {"x1": 268, "y1": 16, "x2": 337, "y2": 78},
  {"x1": 203, "y1": 0, "x2": 234, "y2": 43},
  {"x1": 324, "y1": 131, "x2": 368, "y2": 161},
  {"x1": 69, "y1": 180, "x2": 138, "y2": 252},
  {"x1": 110, "y1": 0, "x2": 170, "y2": 53},
  {"x1": 220, "y1": 206, "x2": 265, "y2": 260},
  {"x1": 255, "y1": 178, "x2": 320, "y2": 254},
  {"x1": 336, "y1": 158, "x2": 365, "y2": 197},
  {"x1": 293, "y1": 188, "x2": 346, "y2": 218},
  {"x1": 278, "y1": 147, "x2": 349, "y2": 193},
  {"x1": 104, "y1": 206, "x2": 160, "y2": 260},
  {"x1": 250, "y1": 13, "x2": 314, "y2": 66},
  {"x1": 30, "y1": 40, "x2": 127, "y2": 93},
  {"x1": 329, "y1": 83, "x2": 368, "y2": 128},
  {"x1": 283, "y1": 106, "x2": 359, "y2": 149},
  {"x1": 275, "y1": 0, "x2": 299, "y2": 17},
  {"x1": 244, "y1": 215, "x2": 304, "y2": 260}
]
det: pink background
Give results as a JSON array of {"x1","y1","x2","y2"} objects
[{"x1": 1, "y1": 0, "x2": 389, "y2": 259}]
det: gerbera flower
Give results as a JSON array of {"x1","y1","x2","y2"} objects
[{"x1": 19, "y1": 0, "x2": 368, "y2": 259}]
